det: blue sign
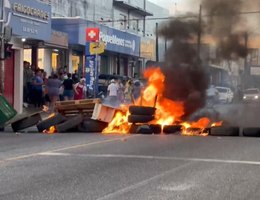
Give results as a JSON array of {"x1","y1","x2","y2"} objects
[
  {"x1": 85, "y1": 25, "x2": 140, "y2": 57},
  {"x1": 5, "y1": 0, "x2": 52, "y2": 41},
  {"x1": 85, "y1": 55, "x2": 96, "y2": 90},
  {"x1": 52, "y1": 18, "x2": 140, "y2": 57}
]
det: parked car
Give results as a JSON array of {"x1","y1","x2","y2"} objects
[
  {"x1": 215, "y1": 86, "x2": 234, "y2": 103},
  {"x1": 243, "y1": 88, "x2": 260, "y2": 103}
]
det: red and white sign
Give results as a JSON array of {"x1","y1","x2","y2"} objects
[{"x1": 86, "y1": 28, "x2": 100, "y2": 42}]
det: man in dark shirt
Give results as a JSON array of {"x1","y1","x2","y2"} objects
[
  {"x1": 72, "y1": 70, "x2": 79, "y2": 84},
  {"x1": 62, "y1": 73, "x2": 74, "y2": 100}
]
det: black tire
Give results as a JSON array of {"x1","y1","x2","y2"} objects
[
  {"x1": 136, "y1": 125, "x2": 153, "y2": 134},
  {"x1": 128, "y1": 124, "x2": 139, "y2": 134},
  {"x1": 37, "y1": 113, "x2": 66, "y2": 132},
  {"x1": 0, "y1": 124, "x2": 4, "y2": 132},
  {"x1": 243, "y1": 128, "x2": 260, "y2": 137},
  {"x1": 11, "y1": 113, "x2": 42, "y2": 132},
  {"x1": 163, "y1": 125, "x2": 182, "y2": 134},
  {"x1": 56, "y1": 115, "x2": 84, "y2": 133},
  {"x1": 128, "y1": 115, "x2": 154, "y2": 123},
  {"x1": 210, "y1": 127, "x2": 239, "y2": 136},
  {"x1": 78, "y1": 119, "x2": 108, "y2": 133},
  {"x1": 149, "y1": 124, "x2": 162, "y2": 134},
  {"x1": 129, "y1": 106, "x2": 156, "y2": 116}
]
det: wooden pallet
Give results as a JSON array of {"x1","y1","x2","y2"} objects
[{"x1": 55, "y1": 98, "x2": 101, "y2": 117}]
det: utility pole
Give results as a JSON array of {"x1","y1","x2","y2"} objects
[
  {"x1": 197, "y1": 4, "x2": 202, "y2": 63},
  {"x1": 0, "y1": 0, "x2": 5, "y2": 95},
  {"x1": 155, "y1": 22, "x2": 159, "y2": 62},
  {"x1": 243, "y1": 32, "x2": 248, "y2": 89}
]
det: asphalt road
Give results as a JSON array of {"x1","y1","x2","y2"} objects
[{"x1": 1, "y1": 132, "x2": 260, "y2": 200}]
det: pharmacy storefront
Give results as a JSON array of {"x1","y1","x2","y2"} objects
[
  {"x1": 52, "y1": 18, "x2": 141, "y2": 78},
  {"x1": 86, "y1": 25, "x2": 140, "y2": 77}
]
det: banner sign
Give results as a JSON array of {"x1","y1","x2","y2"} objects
[{"x1": 85, "y1": 55, "x2": 96, "y2": 90}]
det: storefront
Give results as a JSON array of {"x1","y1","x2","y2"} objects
[
  {"x1": 52, "y1": 18, "x2": 141, "y2": 77},
  {"x1": 4, "y1": 0, "x2": 52, "y2": 113}
]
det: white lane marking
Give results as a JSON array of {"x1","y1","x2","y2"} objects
[
  {"x1": 96, "y1": 162, "x2": 192, "y2": 200},
  {"x1": 0, "y1": 136, "x2": 134, "y2": 163},
  {"x1": 38, "y1": 152, "x2": 71, "y2": 156},
  {"x1": 73, "y1": 153, "x2": 260, "y2": 166},
  {"x1": 158, "y1": 183, "x2": 194, "y2": 191},
  {"x1": 37, "y1": 152, "x2": 260, "y2": 166}
]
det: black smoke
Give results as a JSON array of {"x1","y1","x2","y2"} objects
[
  {"x1": 202, "y1": 0, "x2": 248, "y2": 59},
  {"x1": 158, "y1": 19, "x2": 209, "y2": 119}
]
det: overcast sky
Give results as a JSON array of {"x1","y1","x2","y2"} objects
[{"x1": 148, "y1": 0, "x2": 200, "y2": 15}]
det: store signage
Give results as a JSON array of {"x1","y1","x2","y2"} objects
[
  {"x1": 12, "y1": 3, "x2": 49, "y2": 21},
  {"x1": 86, "y1": 28, "x2": 100, "y2": 42},
  {"x1": 100, "y1": 31, "x2": 136, "y2": 53},
  {"x1": 5, "y1": 0, "x2": 51, "y2": 40},
  {"x1": 85, "y1": 55, "x2": 96, "y2": 90}
]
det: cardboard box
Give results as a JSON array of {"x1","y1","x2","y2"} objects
[{"x1": 91, "y1": 103, "x2": 116, "y2": 123}]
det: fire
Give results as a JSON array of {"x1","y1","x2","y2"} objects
[
  {"x1": 141, "y1": 67, "x2": 185, "y2": 126},
  {"x1": 43, "y1": 126, "x2": 57, "y2": 134},
  {"x1": 181, "y1": 117, "x2": 210, "y2": 136},
  {"x1": 42, "y1": 113, "x2": 57, "y2": 134},
  {"x1": 102, "y1": 111, "x2": 130, "y2": 134},
  {"x1": 211, "y1": 121, "x2": 223, "y2": 127},
  {"x1": 102, "y1": 67, "x2": 222, "y2": 136}
]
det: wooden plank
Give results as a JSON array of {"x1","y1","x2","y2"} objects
[
  {"x1": 55, "y1": 98, "x2": 100, "y2": 106},
  {"x1": 56, "y1": 104, "x2": 95, "y2": 111}
]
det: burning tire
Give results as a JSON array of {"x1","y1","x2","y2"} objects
[
  {"x1": 11, "y1": 113, "x2": 42, "y2": 132},
  {"x1": 78, "y1": 119, "x2": 108, "y2": 133},
  {"x1": 129, "y1": 124, "x2": 139, "y2": 134},
  {"x1": 210, "y1": 127, "x2": 239, "y2": 136},
  {"x1": 136, "y1": 125, "x2": 153, "y2": 134},
  {"x1": 149, "y1": 124, "x2": 162, "y2": 134},
  {"x1": 37, "y1": 113, "x2": 66, "y2": 132},
  {"x1": 163, "y1": 125, "x2": 182, "y2": 134},
  {"x1": 128, "y1": 115, "x2": 154, "y2": 123},
  {"x1": 129, "y1": 106, "x2": 156, "y2": 116},
  {"x1": 56, "y1": 114, "x2": 84, "y2": 133},
  {"x1": 242, "y1": 128, "x2": 260, "y2": 137}
]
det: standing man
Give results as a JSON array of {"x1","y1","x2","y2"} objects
[
  {"x1": 23, "y1": 61, "x2": 33, "y2": 105},
  {"x1": 31, "y1": 69, "x2": 44, "y2": 108},
  {"x1": 107, "y1": 79, "x2": 119, "y2": 107}
]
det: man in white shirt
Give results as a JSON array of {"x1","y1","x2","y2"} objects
[{"x1": 107, "y1": 79, "x2": 119, "y2": 107}]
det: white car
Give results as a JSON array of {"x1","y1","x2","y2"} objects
[
  {"x1": 215, "y1": 86, "x2": 234, "y2": 103},
  {"x1": 243, "y1": 88, "x2": 260, "y2": 102}
]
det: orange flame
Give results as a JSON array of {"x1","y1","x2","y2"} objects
[
  {"x1": 181, "y1": 117, "x2": 210, "y2": 136},
  {"x1": 42, "y1": 113, "x2": 57, "y2": 134},
  {"x1": 43, "y1": 126, "x2": 57, "y2": 134},
  {"x1": 102, "y1": 111, "x2": 130, "y2": 134},
  {"x1": 102, "y1": 67, "x2": 222, "y2": 136},
  {"x1": 211, "y1": 121, "x2": 223, "y2": 127}
]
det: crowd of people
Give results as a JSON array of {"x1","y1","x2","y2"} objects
[
  {"x1": 105, "y1": 78, "x2": 142, "y2": 107},
  {"x1": 23, "y1": 61, "x2": 87, "y2": 112},
  {"x1": 23, "y1": 61, "x2": 143, "y2": 111}
]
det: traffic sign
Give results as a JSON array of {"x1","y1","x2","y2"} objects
[
  {"x1": 86, "y1": 28, "x2": 100, "y2": 42},
  {"x1": 89, "y1": 41, "x2": 105, "y2": 55}
]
